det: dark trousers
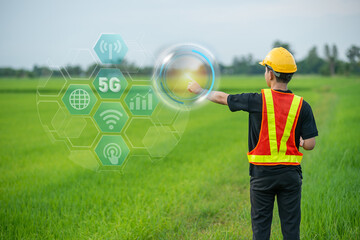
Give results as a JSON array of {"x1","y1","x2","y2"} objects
[{"x1": 250, "y1": 171, "x2": 302, "y2": 240}]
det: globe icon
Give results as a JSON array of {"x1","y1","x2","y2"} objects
[{"x1": 69, "y1": 89, "x2": 91, "y2": 110}]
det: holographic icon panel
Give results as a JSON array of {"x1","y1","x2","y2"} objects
[{"x1": 36, "y1": 35, "x2": 195, "y2": 173}]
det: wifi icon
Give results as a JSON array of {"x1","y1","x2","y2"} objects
[
  {"x1": 100, "y1": 109, "x2": 123, "y2": 130},
  {"x1": 94, "y1": 103, "x2": 129, "y2": 133}
]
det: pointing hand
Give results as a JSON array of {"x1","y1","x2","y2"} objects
[{"x1": 187, "y1": 80, "x2": 203, "y2": 94}]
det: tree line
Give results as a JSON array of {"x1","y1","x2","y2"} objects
[
  {"x1": 1, "y1": 41, "x2": 359, "y2": 78},
  {"x1": 221, "y1": 41, "x2": 360, "y2": 76}
]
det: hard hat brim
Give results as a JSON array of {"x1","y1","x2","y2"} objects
[{"x1": 259, "y1": 61, "x2": 265, "y2": 66}]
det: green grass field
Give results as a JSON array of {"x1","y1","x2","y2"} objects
[{"x1": 1, "y1": 75, "x2": 359, "y2": 239}]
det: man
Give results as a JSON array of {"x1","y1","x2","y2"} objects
[{"x1": 187, "y1": 47, "x2": 318, "y2": 240}]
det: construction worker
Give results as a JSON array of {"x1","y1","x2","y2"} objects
[{"x1": 187, "y1": 47, "x2": 318, "y2": 240}]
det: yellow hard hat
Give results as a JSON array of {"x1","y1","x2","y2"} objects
[{"x1": 259, "y1": 47, "x2": 297, "y2": 73}]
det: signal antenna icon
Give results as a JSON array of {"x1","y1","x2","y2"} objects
[
  {"x1": 100, "y1": 109, "x2": 123, "y2": 130},
  {"x1": 100, "y1": 40, "x2": 122, "y2": 60}
]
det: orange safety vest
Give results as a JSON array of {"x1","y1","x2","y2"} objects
[{"x1": 248, "y1": 89, "x2": 303, "y2": 165}]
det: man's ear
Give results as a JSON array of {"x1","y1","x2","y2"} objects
[{"x1": 269, "y1": 71, "x2": 275, "y2": 81}]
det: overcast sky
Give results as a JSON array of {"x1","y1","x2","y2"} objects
[{"x1": 0, "y1": 0, "x2": 359, "y2": 69}]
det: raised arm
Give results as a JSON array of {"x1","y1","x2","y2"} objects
[{"x1": 187, "y1": 80, "x2": 229, "y2": 105}]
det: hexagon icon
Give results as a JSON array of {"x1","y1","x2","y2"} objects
[
  {"x1": 69, "y1": 150, "x2": 99, "y2": 171},
  {"x1": 64, "y1": 116, "x2": 87, "y2": 138},
  {"x1": 92, "y1": 68, "x2": 128, "y2": 99},
  {"x1": 62, "y1": 84, "x2": 97, "y2": 115},
  {"x1": 142, "y1": 126, "x2": 178, "y2": 158},
  {"x1": 68, "y1": 117, "x2": 100, "y2": 148},
  {"x1": 124, "y1": 85, "x2": 159, "y2": 116},
  {"x1": 120, "y1": 40, "x2": 152, "y2": 74},
  {"x1": 93, "y1": 102, "x2": 129, "y2": 133},
  {"x1": 94, "y1": 34, "x2": 128, "y2": 64},
  {"x1": 95, "y1": 135, "x2": 130, "y2": 166},
  {"x1": 64, "y1": 49, "x2": 98, "y2": 80},
  {"x1": 124, "y1": 118, "x2": 155, "y2": 148},
  {"x1": 153, "y1": 102, "x2": 179, "y2": 125},
  {"x1": 37, "y1": 70, "x2": 67, "y2": 97}
]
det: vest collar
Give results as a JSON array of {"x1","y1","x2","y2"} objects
[{"x1": 272, "y1": 89, "x2": 293, "y2": 94}]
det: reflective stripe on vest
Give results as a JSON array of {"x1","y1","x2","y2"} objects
[{"x1": 247, "y1": 89, "x2": 303, "y2": 165}]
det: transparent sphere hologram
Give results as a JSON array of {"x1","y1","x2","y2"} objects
[{"x1": 152, "y1": 44, "x2": 220, "y2": 109}]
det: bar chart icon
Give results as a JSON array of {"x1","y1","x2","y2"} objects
[
  {"x1": 129, "y1": 89, "x2": 153, "y2": 111},
  {"x1": 125, "y1": 86, "x2": 159, "y2": 116}
]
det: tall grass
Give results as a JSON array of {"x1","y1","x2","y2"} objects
[{"x1": 0, "y1": 76, "x2": 359, "y2": 239}]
